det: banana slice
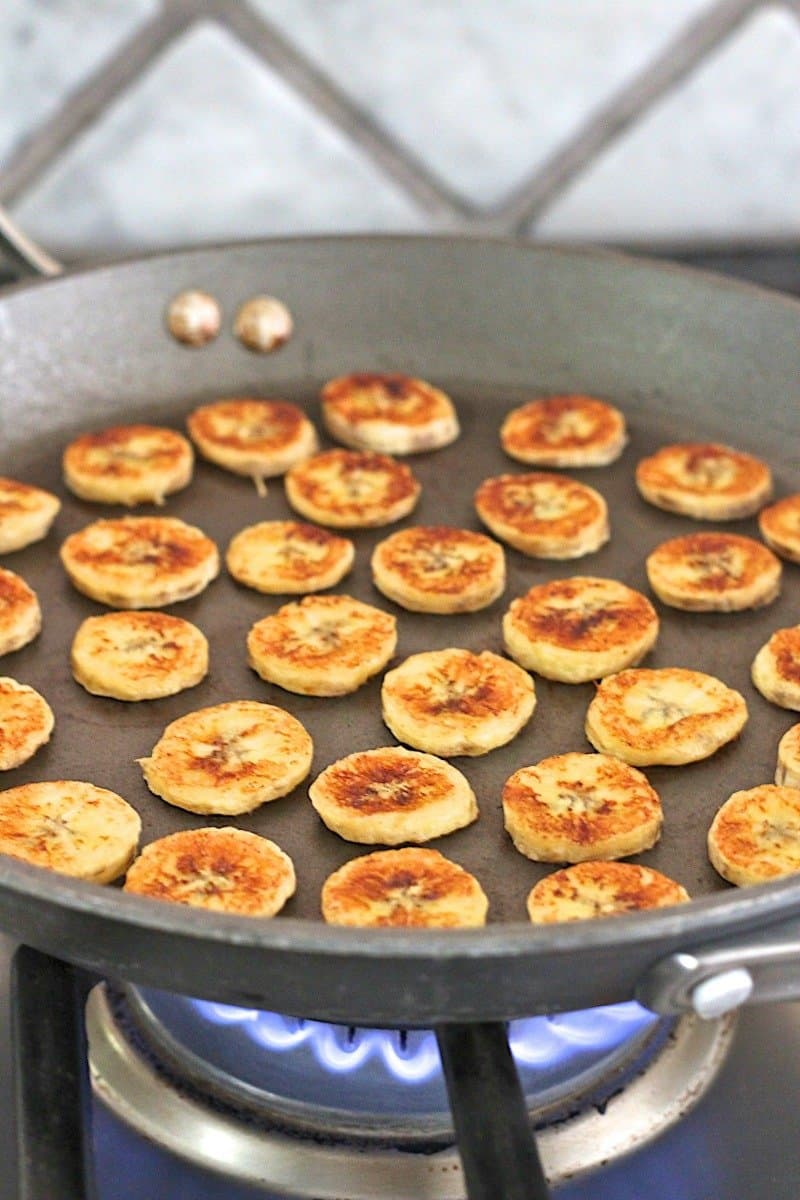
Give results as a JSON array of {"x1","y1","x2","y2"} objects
[
  {"x1": 585, "y1": 667, "x2": 748, "y2": 766},
  {"x1": 371, "y1": 525, "x2": 505, "y2": 614},
  {"x1": 0, "y1": 677, "x2": 54, "y2": 769},
  {"x1": 500, "y1": 394, "x2": 627, "y2": 467},
  {"x1": 0, "y1": 568, "x2": 41, "y2": 657},
  {"x1": 646, "y1": 531, "x2": 781, "y2": 612},
  {"x1": 187, "y1": 397, "x2": 318, "y2": 496},
  {"x1": 758, "y1": 494, "x2": 800, "y2": 563},
  {"x1": 70, "y1": 611, "x2": 208, "y2": 701},
  {"x1": 752, "y1": 625, "x2": 800, "y2": 710},
  {"x1": 381, "y1": 647, "x2": 536, "y2": 757},
  {"x1": 474, "y1": 472, "x2": 609, "y2": 559},
  {"x1": 503, "y1": 752, "x2": 662, "y2": 863},
  {"x1": 138, "y1": 700, "x2": 313, "y2": 815},
  {"x1": 247, "y1": 594, "x2": 397, "y2": 697},
  {"x1": 321, "y1": 372, "x2": 459, "y2": 455},
  {"x1": 60, "y1": 516, "x2": 219, "y2": 608},
  {"x1": 0, "y1": 780, "x2": 140, "y2": 883},
  {"x1": 63, "y1": 424, "x2": 194, "y2": 506},
  {"x1": 226, "y1": 520, "x2": 354, "y2": 595},
  {"x1": 709, "y1": 785, "x2": 800, "y2": 886},
  {"x1": 285, "y1": 449, "x2": 421, "y2": 529},
  {"x1": 527, "y1": 861, "x2": 689, "y2": 924},
  {"x1": 310, "y1": 746, "x2": 478, "y2": 844},
  {"x1": 636, "y1": 442, "x2": 772, "y2": 520},
  {"x1": 503, "y1": 576, "x2": 658, "y2": 683},
  {"x1": 124, "y1": 827, "x2": 295, "y2": 916},
  {"x1": 776, "y1": 724, "x2": 800, "y2": 788},
  {"x1": 321, "y1": 847, "x2": 488, "y2": 927},
  {"x1": 0, "y1": 477, "x2": 60, "y2": 554}
]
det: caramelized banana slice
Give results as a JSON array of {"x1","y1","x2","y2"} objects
[
  {"x1": 709, "y1": 785, "x2": 800, "y2": 886},
  {"x1": 285, "y1": 449, "x2": 421, "y2": 528},
  {"x1": 0, "y1": 568, "x2": 41, "y2": 657},
  {"x1": 321, "y1": 847, "x2": 488, "y2": 927},
  {"x1": 372, "y1": 525, "x2": 505, "y2": 614},
  {"x1": 500, "y1": 394, "x2": 627, "y2": 467},
  {"x1": 187, "y1": 397, "x2": 318, "y2": 495},
  {"x1": 0, "y1": 677, "x2": 54, "y2": 770},
  {"x1": 0, "y1": 780, "x2": 140, "y2": 883},
  {"x1": 752, "y1": 625, "x2": 800, "y2": 711},
  {"x1": 636, "y1": 442, "x2": 772, "y2": 520},
  {"x1": 527, "y1": 861, "x2": 689, "y2": 924},
  {"x1": 63, "y1": 424, "x2": 194, "y2": 506},
  {"x1": 124, "y1": 827, "x2": 295, "y2": 916},
  {"x1": 321, "y1": 372, "x2": 459, "y2": 455},
  {"x1": 226, "y1": 521, "x2": 354, "y2": 595},
  {"x1": 776, "y1": 724, "x2": 800, "y2": 788},
  {"x1": 310, "y1": 746, "x2": 478, "y2": 844},
  {"x1": 70, "y1": 611, "x2": 208, "y2": 701},
  {"x1": 475, "y1": 472, "x2": 609, "y2": 559},
  {"x1": 759, "y1": 494, "x2": 800, "y2": 563},
  {"x1": 646, "y1": 532, "x2": 781, "y2": 612},
  {"x1": 0, "y1": 477, "x2": 60, "y2": 554},
  {"x1": 138, "y1": 700, "x2": 313, "y2": 815}
]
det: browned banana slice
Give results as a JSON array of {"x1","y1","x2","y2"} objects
[
  {"x1": 585, "y1": 667, "x2": 748, "y2": 766},
  {"x1": 187, "y1": 397, "x2": 318, "y2": 495},
  {"x1": 381, "y1": 647, "x2": 535, "y2": 757},
  {"x1": 60, "y1": 516, "x2": 219, "y2": 608},
  {"x1": 709, "y1": 785, "x2": 800, "y2": 886},
  {"x1": 0, "y1": 780, "x2": 140, "y2": 883},
  {"x1": 759, "y1": 494, "x2": 800, "y2": 563},
  {"x1": 310, "y1": 746, "x2": 478, "y2": 844},
  {"x1": 474, "y1": 472, "x2": 609, "y2": 559},
  {"x1": 70, "y1": 611, "x2": 208, "y2": 701},
  {"x1": 0, "y1": 477, "x2": 60, "y2": 554},
  {"x1": 527, "y1": 861, "x2": 689, "y2": 924},
  {"x1": 138, "y1": 700, "x2": 313, "y2": 815},
  {"x1": 503, "y1": 576, "x2": 658, "y2": 682},
  {"x1": 0, "y1": 568, "x2": 41, "y2": 657},
  {"x1": 371, "y1": 525, "x2": 505, "y2": 614},
  {"x1": 247, "y1": 595, "x2": 397, "y2": 697},
  {"x1": 776, "y1": 724, "x2": 800, "y2": 788},
  {"x1": 124, "y1": 827, "x2": 295, "y2": 916},
  {"x1": 63, "y1": 424, "x2": 194, "y2": 506},
  {"x1": 285, "y1": 449, "x2": 421, "y2": 528},
  {"x1": 635, "y1": 442, "x2": 772, "y2": 520},
  {"x1": 0, "y1": 677, "x2": 54, "y2": 769},
  {"x1": 646, "y1": 532, "x2": 781, "y2": 612},
  {"x1": 321, "y1": 372, "x2": 459, "y2": 455},
  {"x1": 503, "y1": 752, "x2": 662, "y2": 863},
  {"x1": 500, "y1": 394, "x2": 627, "y2": 467},
  {"x1": 321, "y1": 847, "x2": 488, "y2": 927},
  {"x1": 752, "y1": 625, "x2": 800, "y2": 710},
  {"x1": 226, "y1": 521, "x2": 354, "y2": 595}
]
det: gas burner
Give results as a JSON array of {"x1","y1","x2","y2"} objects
[{"x1": 87, "y1": 984, "x2": 735, "y2": 1198}]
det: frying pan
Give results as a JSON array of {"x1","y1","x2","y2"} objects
[{"x1": 0, "y1": 222, "x2": 799, "y2": 1033}]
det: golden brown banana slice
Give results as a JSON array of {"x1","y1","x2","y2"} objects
[
  {"x1": 285, "y1": 449, "x2": 421, "y2": 528},
  {"x1": 63, "y1": 424, "x2": 194, "y2": 506},
  {"x1": 138, "y1": 700, "x2": 313, "y2": 815},
  {"x1": 503, "y1": 752, "x2": 662, "y2": 863},
  {"x1": 751, "y1": 625, "x2": 800, "y2": 710},
  {"x1": 381, "y1": 647, "x2": 535, "y2": 757},
  {"x1": 321, "y1": 372, "x2": 459, "y2": 455},
  {"x1": 708, "y1": 785, "x2": 800, "y2": 886},
  {"x1": 60, "y1": 516, "x2": 219, "y2": 608},
  {"x1": 502, "y1": 576, "x2": 658, "y2": 682},
  {"x1": 776, "y1": 724, "x2": 800, "y2": 788},
  {"x1": 527, "y1": 861, "x2": 689, "y2": 924},
  {"x1": 500, "y1": 394, "x2": 627, "y2": 467},
  {"x1": 758, "y1": 494, "x2": 800, "y2": 563},
  {"x1": 70, "y1": 611, "x2": 209, "y2": 701},
  {"x1": 226, "y1": 521, "x2": 354, "y2": 595},
  {"x1": 124, "y1": 827, "x2": 295, "y2": 916},
  {"x1": 0, "y1": 568, "x2": 41, "y2": 657},
  {"x1": 0, "y1": 677, "x2": 54, "y2": 769},
  {"x1": 247, "y1": 594, "x2": 397, "y2": 697},
  {"x1": 0, "y1": 780, "x2": 140, "y2": 883},
  {"x1": 585, "y1": 667, "x2": 748, "y2": 766},
  {"x1": 321, "y1": 847, "x2": 488, "y2": 927},
  {"x1": 646, "y1": 532, "x2": 781, "y2": 612},
  {"x1": 187, "y1": 397, "x2": 318, "y2": 496},
  {"x1": 635, "y1": 442, "x2": 772, "y2": 520},
  {"x1": 310, "y1": 746, "x2": 478, "y2": 844},
  {"x1": 371, "y1": 525, "x2": 505, "y2": 614},
  {"x1": 474, "y1": 472, "x2": 609, "y2": 559},
  {"x1": 0, "y1": 477, "x2": 60, "y2": 554}
]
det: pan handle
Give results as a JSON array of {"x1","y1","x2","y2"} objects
[{"x1": 0, "y1": 204, "x2": 62, "y2": 278}]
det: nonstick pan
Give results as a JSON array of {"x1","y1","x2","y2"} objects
[{"x1": 0, "y1": 229, "x2": 799, "y2": 1028}]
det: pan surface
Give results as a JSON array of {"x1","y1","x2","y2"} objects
[{"x1": 0, "y1": 236, "x2": 799, "y2": 1024}]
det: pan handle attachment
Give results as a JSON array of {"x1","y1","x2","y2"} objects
[
  {"x1": 0, "y1": 204, "x2": 62, "y2": 278},
  {"x1": 637, "y1": 915, "x2": 800, "y2": 1018}
]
